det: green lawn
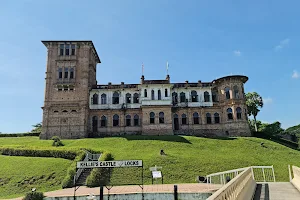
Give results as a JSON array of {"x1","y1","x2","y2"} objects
[
  {"x1": 0, "y1": 136, "x2": 300, "y2": 198},
  {"x1": 0, "y1": 155, "x2": 72, "y2": 199}
]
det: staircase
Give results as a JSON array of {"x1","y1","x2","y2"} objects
[{"x1": 76, "y1": 168, "x2": 92, "y2": 186}]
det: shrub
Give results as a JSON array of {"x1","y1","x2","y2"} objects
[
  {"x1": 23, "y1": 191, "x2": 44, "y2": 200},
  {"x1": 51, "y1": 136, "x2": 64, "y2": 147},
  {"x1": 0, "y1": 132, "x2": 40, "y2": 137}
]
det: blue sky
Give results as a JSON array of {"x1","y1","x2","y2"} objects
[{"x1": 0, "y1": 0, "x2": 299, "y2": 133}]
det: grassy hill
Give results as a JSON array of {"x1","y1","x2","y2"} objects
[{"x1": 0, "y1": 135, "x2": 300, "y2": 198}]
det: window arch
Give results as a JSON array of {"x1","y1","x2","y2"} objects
[
  {"x1": 92, "y1": 116, "x2": 98, "y2": 132},
  {"x1": 100, "y1": 116, "x2": 107, "y2": 127},
  {"x1": 126, "y1": 93, "x2": 131, "y2": 104},
  {"x1": 191, "y1": 90, "x2": 198, "y2": 102},
  {"x1": 159, "y1": 112, "x2": 164, "y2": 123},
  {"x1": 112, "y1": 92, "x2": 119, "y2": 104},
  {"x1": 180, "y1": 92, "x2": 186, "y2": 103},
  {"x1": 134, "y1": 114, "x2": 139, "y2": 126},
  {"x1": 133, "y1": 93, "x2": 139, "y2": 103},
  {"x1": 212, "y1": 88, "x2": 218, "y2": 102},
  {"x1": 126, "y1": 115, "x2": 131, "y2": 126},
  {"x1": 193, "y1": 112, "x2": 199, "y2": 124},
  {"x1": 158, "y1": 90, "x2": 161, "y2": 100},
  {"x1": 236, "y1": 107, "x2": 242, "y2": 119},
  {"x1": 172, "y1": 92, "x2": 178, "y2": 104},
  {"x1": 182, "y1": 114, "x2": 187, "y2": 125},
  {"x1": 225, "y1": 87, "x2": 230, "y2": 99},
  {"x1": 101, "y1": 94, "x2": 107, "y2": 104},
  {"x1": 92, "y1": 94, "x2": 98, "y2": 104},
  {"x1": 233, "y1": 85, "x2": 239, "y2": 99},
  {"x1": 227, "y1": 108, "x2": 233, "y2": 120},
  {"x1": 174, "y1": 114, "x2": 178, "y2": 118},
  {"x1": 150, "y1": 112, "x2": 155, "y2": 124},
  {"x1": 214, "y1": 113, "x2": 220, "y2": 123},
  {"x1": 151, "y1": 90, "x2": 155, "y2": 100},
  {"x1": 113, "y1": 114, "x2": 119, "y2": 126},
  {"x1": 144, "y1": 89, "x2": 147, "y2": 97},
  {"x1": 165, "y1": 89, "x2": 168, "y2": 97},
  {"x1": 206, "y1": 113, "x2": 212, "y2": 124},
  {"x1": 204, "y1": 91, "x2": 210, "y2": 102}
]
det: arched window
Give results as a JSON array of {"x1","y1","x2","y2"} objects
[
  {"x1": 191, "y1": 90, "x2": 198, "y2": 102},
  {"x1": 92, "y1": 116, "x2": 98, "y2": 132},
  {"x1": 233, "y1": 85, "x2": 239, "y2": 99},
  {"x1": 227, "y1": 108, "x2": 233, "y2": 120},
  {"x1": 101, "y1": 94, "x2": 107, "y2": 104},
  {"x1": 126, "y1": 115, "x2": 131, "y2": 126},
  {"x1": 92, "y1": 94, "x2": 98, "y2": 104},
  {"x1": 150, "y1": 112, "x2": 155, "y2": 124},
  {"x1": 159, "y1": 112, "x2": 164, "y2": 123},
  {"x1": 100, "y1": 116, "x2": 107, "y2": 127},
  {"x1": 204, "y1": 91, "x2": 210, "y2": 102},
  {"x1": 112, "y1": 92, "x2": 119, "y2": 104},
  {"x1": 113, "y1": 114, "x2": 119, "y2": 126},
  {"x1": 134, "y1": 114, "x2": 139, "y2": 126},
  {"x1": 133, "y1": 93, "x2": 139, "y2": 103},
  {"x1": 70, "y1": 68, "x2": 74, "y2": 79},
  {"x1": 182, "y1": 114, "x2": 187, "y2": 125},
  {"x1": 165, "y1": 89, "x2": 168, "y2": 97},
  {"x1": 58, "y1": 67, "x2": 62, "y2": 79},
  {"x1": 158, "y1": 90, "x2": 161, "y2": 100},
  {"x1": 225, "y1": 87, "x2": 230, "y2": 99},
  {"x1": 193, "y1": 112, "x2": 199, "y2": 124},
  {"x1": 151, "y1": 90, "x2": 155, "y2": 100},
  {"x1": 206, "y1": 113, "x2": 212, "y2": 124},
  {"x1": 172, "y1": 92, "x2": 178, "y2": 104},
  {"x1": 180, "y1": 92, "x2": 186, "y2": 103},
  {"x1": 212, "y1": 91, "x2": 218, "y2": 102},
  {"x1": 214, "y1": 113, "x2": 220, "y2": 123},
  {"x1": 236, "y1": 107, "x2": 242, "y2": 119},
  {"x1": 126, "y1": 93, "x2": 131, "y2": 104},
  {"x1": 144, "y1": 89, "x2": 147, "y2": 97}
]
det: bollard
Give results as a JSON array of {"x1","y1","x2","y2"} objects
[
  {"x1": 100, "y1": 186, "x2": 104, "y2": 200},
  {"x1": 174, "y1": 185, "x2": 178, "y2": 200}
]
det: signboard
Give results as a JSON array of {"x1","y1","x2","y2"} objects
[
  {"x1": 77, "y1": 160, "x2": 143, "y2": 168},
  {"x1": 152, "y1": 171, "x2": 162, "y2": 179}
]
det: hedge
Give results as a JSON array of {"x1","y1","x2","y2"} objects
[
  {"x1": 253, "y1": 132, "x2": 299, "y2": 149},
  {"x1": 0, "y1": 132, "x2": 40, "y2": 137}
]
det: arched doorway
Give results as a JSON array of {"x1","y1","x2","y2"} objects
[{"x1": 173, "y1": 114, "x2": 179, "y2": 131}]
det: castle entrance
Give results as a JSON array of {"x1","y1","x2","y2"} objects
[{"x1": 173, "y1": 114, "x2": 179, "y2": 130}]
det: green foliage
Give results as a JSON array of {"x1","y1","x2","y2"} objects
[
  {"x1": 86, "y1": 152, "x2": 114, "y2": 187},
  {"x1": 0, "y1": 132, "x2": 40, "y2": 137},
  {"x1": 246, "y1": 92, "x2": 263, "y2": 131},
  {"x1": 258, "y1": 121, "x2": 284, "y2": 135},
  {"x1": 23, "y1": 191, "x2": 44, "y2": 200},
  {"x1": 31, "y1": 123, "x2": 42, "y2": 133},
  {"x1": 51, "y1": 136, "x2": 64, "y2": 147},
  {"x1": 253, "y1": 132, "x2": 299, "y2": 149},
  {"x1": 285, "y1": 124, "x2": 300, "y2": 138}
]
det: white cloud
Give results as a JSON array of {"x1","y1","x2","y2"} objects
[
  {"x1": 274, "y1": 38, "x2": 290, "y2": 51},
  {"x1": 292, "y1": 70, "x2": 299, "y2": 79},
  {"x1": 233, "y1": 50, "x2": 241, "y2": 56},
  {"x1": 263, "y1": 97, "x2": 273, "y2": 104}
]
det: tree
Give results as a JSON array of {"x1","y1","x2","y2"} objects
[
  {"x1": 31, "y1": 122, "x2": 42, "y2": 133},
  {"x1": 246, "y1": 92, "x2": 263, "y2": 132}
]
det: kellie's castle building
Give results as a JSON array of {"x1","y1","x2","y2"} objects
[{"x1": 40, "y1": 40, "x2": 251, "y2": 139}]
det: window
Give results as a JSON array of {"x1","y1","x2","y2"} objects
[
  {"x1": 172, "y1": 92, "x2": 178, "y2": 104},
  {"x1": 233, "y1": 85, "x2": 239, "y2": 99},
  {"x1": 69, "y1": 86, "x2": 74, "y2": 91},
  {"x1": 113, "y1": 92, "x2": 119, "y2": 104},
  {"x1": 193, "y1": 112, "x2": 199, "y2": 124},
  {"x1": 165, "y1": 89, "x2": 168, "y2": 97},
  {"x1": 191, "y1": 90, "x2": 198, "y2": 102},
  {"x1": 62, "y1": 110, "x2": 68, "y2": 112},
  {"x1": 70, "y1": 68, "x2": 74, "y2": 79},
  {"x1": 212, "y1": 91, "x2": 218, "y2": 102},
  {"x1": 54, "y1": 110, "x2": 59, "y2": 113},
  {"x1": 64, "y1": 68, "x2": 68, "y2": 79},
  {"x1": 151, "y1": 90, "x2": 155, "y2": 100},
  {"x1": 180, "y1": 92, "x2": 186, "y2": 103},
  {"x1": 92, "y1": 116, "x2": 98, "y2": 132},
  {"x1": 150, "y1": 112, "x2": 155, "y2": 124},
  {"x1": 126, "y1": 115, "x2": 131, "y2": 126},
  {"x1": 100, "y1": 116, "x2": 107, "y2": 127},
  {"x1": 133, "y1": 93, "x2": 139, "y2": 103},
  {"x1": 101, "y1": 94, "x2": 107, "y2": 104},
  {"x1": 204, "y1": 91, "x2": 210, "y2": 102},
  {"x1": 71, "y1": 110, "x2": 77, "y2": 112},
  {"x1": 159, "y1": 112, "x2": 164, "y2": 123},
  {"x1": 92, "y1": 94, "x2": 98, "y2": 104},
  {"x1": 214, "y1": 113, "x2": 220, "y2": 123},
  {"x1": 225, "y1": 87, "x2": 230, "y2": 99},
  {"x1": 58, "y1": 68, "x2": 62, "y2": 79},
  {"x1": 227, "y1": 108, "x2": 233, "y2": 120},
  {"x1": 113, "y1": 114, "x2": 119, "y2": 126},
  {"x1": 236, "y1": 107, "x2": 242, "y2": 119},
  {"x1": 158, "y1": 90, "x2": 161, "y2": 100},
  {"x1": 71, "y1": 44, "x2": 76, "y2": 55},
  {"x1": 126, "y1": 93, "x2": 131, "y2": 104},
  {"x1": 144, "y1": 89, "x2": 147, "y2": 97},
  {"x1": 206, "y1": 113, "x2": 212, "y2": 124},
  {"x1": 182, "y1": 114, "x2": 187, "y2": 125},
  {"x1": 134, "y1": 115, "x2": 139, "y2": 126},
  {"x1": 59, "y1": 44, "x2": 64, "y2": 55},
  {"x1": 65, "y1": 44, "x2": 70, "y2": 56}
]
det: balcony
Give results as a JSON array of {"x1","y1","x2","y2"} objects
[{"x1": 56, "y1": 79, "x2": 75, "y2": 85}]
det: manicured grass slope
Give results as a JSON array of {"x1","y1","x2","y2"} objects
[
  {"x1": 0, "y1": 155, "x2": 72, "y2": 199},
  {"x1": 1, "y1": 136, "x2": 300, "y2": 186}
]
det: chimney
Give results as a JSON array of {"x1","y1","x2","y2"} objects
[
  {"x1": 198, "y1": 80, "x2": 202, "y2": 87},
  {"x1": 166, "y1": 74, "x2": 170, "y2": 83},
  {"x1": 140, "y1": 75, "x2": 145, "y2": 84}
]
